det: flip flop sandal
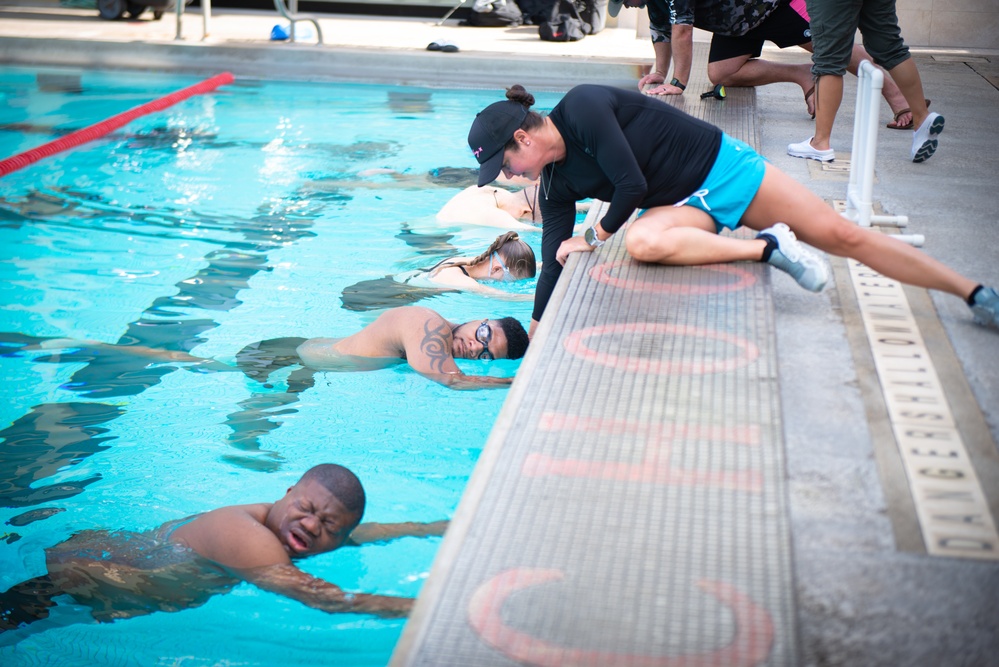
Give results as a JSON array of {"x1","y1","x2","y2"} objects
[
  {"x1": 887, "y1": 99, "x2": 931, "y2": 130},
  {"x1": 804, "y1": 85, "x2": 816, "y2": 119}
]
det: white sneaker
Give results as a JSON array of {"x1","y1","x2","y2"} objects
[
  {"x1": 757, "y1": 223, "x2": 829, "y2": 292},
  {"x1": 787, "y1": 137, "x2": 835, "y2": 163},
  {"x1": 911, "y1": 112, "x2": 944, "y2": 163}
]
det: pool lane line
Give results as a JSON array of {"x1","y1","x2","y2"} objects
[{"x1": 0, "y1": 72, "x2": 235, "y2": 177}]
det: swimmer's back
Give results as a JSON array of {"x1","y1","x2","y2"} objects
[{"x1": 296, "y1": 337, "x2": 406, "y2": 372}]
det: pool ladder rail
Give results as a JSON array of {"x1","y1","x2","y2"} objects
[
  {"x1": 173, "y1": 0, "x2": 324, "y2": 45},
  {"x1": 271, "y1": 0, "x2": 325, "y2": 45}
]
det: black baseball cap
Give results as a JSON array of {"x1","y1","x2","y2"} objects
[{"x1": 468, "y1": 100, "x2": 528, "y2": 187}]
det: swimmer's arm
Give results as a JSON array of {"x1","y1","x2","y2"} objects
[
  {"x1": 422, "y1": 372, "x2": 514, "y2": 390},
  {"x1": 242, "y1": 564, "x2": 413, "y2": 619},
  {"x1": 464, "y1": 285, "x2": 534, "y2": 302},
  {"x1": 429, "y1": 270, "x2": 532, "y2": 301},
  {"x1": 346, "y1": 520, "x2": 448, "y2": 546}
]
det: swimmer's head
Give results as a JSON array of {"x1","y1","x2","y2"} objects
[
  {"x1": 450, "y1": 317, "x2": 529, "y2": 361},
  {"x1": 266, "y1": 464, "x2": 366, "y2": 559},
  {"x1": 494, "y1": 232, "x2": 537, "y2": 280}
]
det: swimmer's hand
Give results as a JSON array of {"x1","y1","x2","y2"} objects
[
  {"x1": 243, "y1": 564, "x2": 414, "y2": 619},
  {"x1": 556, "y1": 235, "x2": 595, "y2": 265},
  {"x1": 425, "y1": 372, "x2": 514, "y2": 390},
  {"x1": 349, "y1": 520, "x2": 449, "y2": 545}
]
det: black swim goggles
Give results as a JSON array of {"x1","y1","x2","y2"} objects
[{"x1": 475, "y1": 320, "x2": 494, "y2": 360}]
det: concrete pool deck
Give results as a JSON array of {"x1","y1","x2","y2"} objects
[{"x1": 2, "y1": 4, "x2": 999, "y2": 665}]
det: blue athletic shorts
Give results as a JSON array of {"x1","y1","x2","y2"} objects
[{"x1": 670, "y1": 133, "x2": 768, "y2": 233}]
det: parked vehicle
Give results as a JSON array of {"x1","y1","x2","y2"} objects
[{"x1": 97, "y1": 0, "x2": 187, "y2": 20}]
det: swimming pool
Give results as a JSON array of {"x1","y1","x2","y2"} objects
[{"x1": 0, "y1": 66, "x2": 560, "y2": 665}]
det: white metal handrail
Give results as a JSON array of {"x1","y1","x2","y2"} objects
[
  {"x1": 175, "y1": 0, "x2": 212, "y2": 41},
  {"x1": 274, "y1": 0, "x2": 324, "y2": 44},
  {"x1": 844, "y1": 60, "x2": 923, "y2": 246}
]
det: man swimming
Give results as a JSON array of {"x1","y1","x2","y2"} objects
[
  {"x1": 2, "y1": 307, "x2": 529, "y2": 458},
  {"x1": 2, "y1": 306, "x2": 530, "y2": 390},
  {"x1": 0, "y1": 464, "x2": 446, "y2": 632}
]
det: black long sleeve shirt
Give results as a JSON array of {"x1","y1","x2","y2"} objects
[{"x1": 533, "y1": 84, "x2": 722, "y2": 322}]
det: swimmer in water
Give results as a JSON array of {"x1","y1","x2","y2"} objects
[
  {"x1": 437, "y1": 183, "x2": 543, "y2": 231},
  {"x1": 0, "y1": 464, "x2": 447, "y2": 632},
  {"x1": 1, "y1": 306, "x2": 530, "y2": 390},
  {"x1": 1, "y1": 310, "x2": 529, "y2": 458},
  {"x1": 341, "y1": 232, "x2": 537, "y2": 311}
]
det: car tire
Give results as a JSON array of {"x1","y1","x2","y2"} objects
[{"x1": 98, "y1": 0, "x2": 126, "y2": 19}]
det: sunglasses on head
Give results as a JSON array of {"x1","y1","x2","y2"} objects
[{"x1": 475, "y1": 320, "x2": 494, "y2": 360}]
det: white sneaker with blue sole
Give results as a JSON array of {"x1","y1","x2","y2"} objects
[{"x1": 912, "y1": 112, "x2": 945, "y2": 163}]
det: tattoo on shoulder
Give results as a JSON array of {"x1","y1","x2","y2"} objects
[{"x1": 420, "y1": 319, "x2": 452, "y2": 373}]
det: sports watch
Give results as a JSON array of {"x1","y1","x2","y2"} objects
[
  {"x1": 670, "y1": 78, "x2": 687, "y2": 91},
  {"x1": 584, "y1": 226, "x2": 605, "y2": 248}
]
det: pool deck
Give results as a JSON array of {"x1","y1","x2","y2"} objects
[{"x1": 2, "y1": 4, "x2": 999, "y2": 665}]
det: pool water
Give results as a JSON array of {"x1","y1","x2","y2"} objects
[{"x1": 0, "y1": 66, "x2": 562, "y2": 665}]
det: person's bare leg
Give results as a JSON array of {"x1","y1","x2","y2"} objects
[
  {"x1": 708, "y1": 57, "x2": 815, "y2": 116},
  {"x1": 742, "y1": 165, "x2": 978, "y2": 299},
  {"x1": 800, "y1": 43, "x2": 910, "y2": 124},
  {"x1": 886, "y1": 57, "x2": 931, "y2": 129},
  {"x1": 625, "y1": 206, "x2": 767, "y2": 265},
  {"x1": 809, "y1": 74, "x2": 844, "y2": 152}
]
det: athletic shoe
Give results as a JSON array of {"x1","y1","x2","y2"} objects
[
  {"x1": 970, "y1": 286, "x2": 999, "y2": 329},
  {"x1": 911, "y1": 112, "x2": 945, "y2": 163},
  {"x1": 757, "y1": 223, "x2": 829, "y2": 292},
  {"x1": 787, "y1": 137, "x2": 835, "y2": 163}
]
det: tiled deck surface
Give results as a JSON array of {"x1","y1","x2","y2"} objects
[{"x1": 2, "y1": 4, "x2": 999, "y2": 665}]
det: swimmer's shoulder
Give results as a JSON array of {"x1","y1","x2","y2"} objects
[{"x1": 171, "y1": 503, "x2": 276, "y2": 563}]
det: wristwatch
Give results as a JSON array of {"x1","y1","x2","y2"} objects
[
  {"x1": 670, "y1": 77, "x2": 687, "y2": 91},
  {"x1": 584, "y1": 226, "x2": 605, "y2": 248}
]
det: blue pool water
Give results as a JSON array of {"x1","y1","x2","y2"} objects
[{"x1": 0, "y1": 66, "x2": 561, "y2": 665}]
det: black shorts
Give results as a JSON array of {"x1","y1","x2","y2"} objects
[
  {"x1": 708, "y1": 0, "x2": 811, "y2": 63},
  {"x1": 235, "y1": 337, "x2": 307, "y2": 384}
]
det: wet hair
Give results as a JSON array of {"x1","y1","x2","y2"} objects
[
  {"x1": 437, "y1": 232, "x2": 537, "y2": 280},
  {"x1": 503, "y1": 85, "x2": 545, "y2": 155},
  {"x1": 497, "y1": 317, "x2": 530, "y2": 360},
  {"x1": 299, "y1": 464, "x2": 366, "y2": 520}
]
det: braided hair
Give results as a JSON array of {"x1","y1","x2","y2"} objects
[{"x1": 429, "y1": 232, "x2": 537, "y2": 279}]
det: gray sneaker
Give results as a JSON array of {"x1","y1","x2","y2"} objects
[
  {"x1": 970, "y1": 286, "x2": 999, "y2": 330},
  {"x1": 757, "y1": 223, "x2": 829, "y2": 292}
]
